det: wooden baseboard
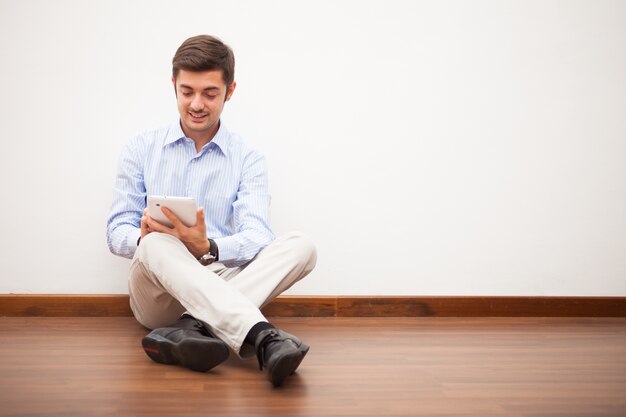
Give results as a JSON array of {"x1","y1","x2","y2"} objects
[{"x1": 1, "y1": 295, "x2": 625, "y2": 317}]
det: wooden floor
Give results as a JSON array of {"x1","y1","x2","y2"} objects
[{"x1": 0, "y1": 317, "x2": 625, "y2": 417}]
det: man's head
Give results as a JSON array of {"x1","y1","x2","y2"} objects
[
  {"x1": 172, "y1": 35, "x2": 237, "y2": 144},
  {"x1": 172, "y1": 35, "x2": 235, "y2": 91}
]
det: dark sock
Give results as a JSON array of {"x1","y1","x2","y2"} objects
[
  {"x1": 179, "y1": 313, "x2": 194, "y2": 321},
  {"x1": 245, "y1": 321, "x2": 275, "y2": 346}
]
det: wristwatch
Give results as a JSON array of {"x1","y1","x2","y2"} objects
[{"x1": 199, "y1": 239, "x2": 219, "y2": 266}]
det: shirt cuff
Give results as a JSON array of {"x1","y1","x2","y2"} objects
[
  {"x1": 129, "y1": 228, "x2": 142, "y2": 252},
  {"x1": 213, "y1": 236, "x2": 240, "y2": 265}
]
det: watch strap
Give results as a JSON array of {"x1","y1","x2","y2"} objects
[{"x1": 208, "y1": 238, "x2": 219, "y2": 261}]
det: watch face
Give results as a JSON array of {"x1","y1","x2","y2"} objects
[{"x1": 200, "y1": 253, "x2": 215, "y2": 266}]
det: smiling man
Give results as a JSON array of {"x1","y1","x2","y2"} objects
[{"x1": 106, "y1": 35, "x2": 317, "y2": 387}]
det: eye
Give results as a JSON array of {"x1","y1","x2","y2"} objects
[{"x1": 182, "y1": 92, "x2": 192, "y2": 97}]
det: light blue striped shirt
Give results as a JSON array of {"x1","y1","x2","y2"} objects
[{"x1": 106, "y1": 120, "x2": 275, "y2": 266}]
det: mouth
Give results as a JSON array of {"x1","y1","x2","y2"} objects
[{"x1": 188, "y1": 112, "x2": 208, "y2": 122}]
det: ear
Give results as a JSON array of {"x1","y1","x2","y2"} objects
[
  {"x1": 172, "y1": 76, "x2": 177, "y2": 97},
  {"x1": 225, "y1": 81, "x2": 237, "y2": 102}
]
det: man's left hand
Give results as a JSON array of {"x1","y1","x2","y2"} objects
[{"x1": 145, "y1": 207, "x2": 210, "y2": 259}]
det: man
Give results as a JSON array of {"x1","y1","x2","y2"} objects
[{"x1": 106, "y1": 35, "x2": 317, "y2": 387}]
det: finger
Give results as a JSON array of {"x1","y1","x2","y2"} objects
[
  {"x1": 161, "y1": 206, "x2": 185, "y2": 229},
  {"x1": 146, "y1": 215, "x2": 170, "y2": 233},
  {"x1": 142, "y1": 211, "x2": 155, "y2": 224},
  {"x1": 141, "y1": 212, "x2": 150, "y2": 228},
  {"x1": 140, "y1": 213, "x2": 150, "y2": 237},
  {"x1": 195, "y1": 207, "x2": 206, "y2": 227}
]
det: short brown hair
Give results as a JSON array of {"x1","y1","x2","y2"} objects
[{"x1": 172, "y1": 35, "x2": 235, "y2": 88}]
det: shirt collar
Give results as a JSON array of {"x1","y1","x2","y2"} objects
[
  {"x1": 209, "y1": 122, "x2": 229, "y2": 156},
  {"x1": 163, "y1": 120, "x2": 230, "y2": 156},
  {"x1": 164, "y1": 121, "x2": 186, "y2": 146}
]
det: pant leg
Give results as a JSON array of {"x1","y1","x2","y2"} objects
[
  {"x1": 206, "y1": 231, "x2": 317, "y2": 358},
  {"x1": 128, "y1": 232, "x2": 266, "y2": 355},
  {"x1": 221, "y1": 231, "x2": 317, "y2": 309},
  {"x1": 128, "y1": 260, "x2": 186, "y2": 329}
]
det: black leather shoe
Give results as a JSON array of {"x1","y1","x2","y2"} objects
[
  {"x1": 141, "y1": 315, "x2": 229, "y2": 372},
  {"x1": 255, "y1": 328, "x2": 310, "y2": 387}
]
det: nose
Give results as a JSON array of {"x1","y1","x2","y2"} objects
[{"x1": 190, "y1": 94, "x2": 203, "y2": 111}]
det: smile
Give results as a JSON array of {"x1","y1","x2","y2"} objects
[{"x1": 189, "y1": 112, "x2": 208, "y2": 121}]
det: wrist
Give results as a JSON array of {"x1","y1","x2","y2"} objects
[
  {"x1": 198, "y1": 239, "x2": 219, "y2": 265},
  {"x1": 195, "y1": 239, "x2": 211, "y2": 259}
]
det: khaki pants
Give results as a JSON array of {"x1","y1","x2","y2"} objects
[{"x1": 128, "y1": 231, "x2": 317, "y2": 357}]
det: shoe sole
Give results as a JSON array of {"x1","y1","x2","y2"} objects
[
  {"x1": 141, "y1": 333, "x2": 229, "y2": 372},
  {"x1": 268, "y1": 344, "x2": 310, "y2": 387}
]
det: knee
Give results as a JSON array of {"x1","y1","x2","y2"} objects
[
  {"x1": 135, "y1": 232, "x2": 182, "y2": 263},
  {"x1": 282, "y1": 231, "x2": 317, "y2": 273},
  {"x1": 134, "y1": 232, "x2": 159, "y2": 261},
  {"x1": 137, "y1": 231, "x2": 168, "y2": 251}
]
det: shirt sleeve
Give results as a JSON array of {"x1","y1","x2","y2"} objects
[
  {"x1": 213, "y1": 150, "x2": 275, "y2": 267},
  {"x1": 106, "y1": 137, "x2": 146, "y2": 259}
]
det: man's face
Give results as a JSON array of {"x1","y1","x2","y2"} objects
[{"x1": 173, "y1": 69, "x2": 236, "y2": 141}]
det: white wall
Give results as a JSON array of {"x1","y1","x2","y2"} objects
[{"x1": 0, "y1": 0, "x2": 625, "y2": 296}]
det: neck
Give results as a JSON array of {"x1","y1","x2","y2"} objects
[{"x1": 181, "y1": 120, "x2": 220, "y2": 153}]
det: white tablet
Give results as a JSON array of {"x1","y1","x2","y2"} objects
[{"x1": 147, "y1": 196, "x2": 197, "y2": 228}]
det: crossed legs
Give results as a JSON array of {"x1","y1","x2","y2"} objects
[{"x1": 128, "y1": 231, "x2": 317, "y2": 373}]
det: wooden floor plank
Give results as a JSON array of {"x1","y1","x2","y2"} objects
[{"x1": 0, "y1": 317, "x2": 625, "y2": 417}]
